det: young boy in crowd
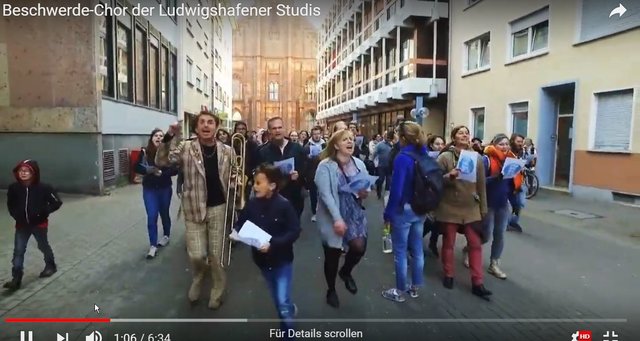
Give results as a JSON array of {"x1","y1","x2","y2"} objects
[
  {"x1": 3, "y1": 160, "x2": 63, "y2": 291},
  {"x1": 232, "y1": 164, "x2": 301, "y2": 339}
]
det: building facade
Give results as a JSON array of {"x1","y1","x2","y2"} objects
[
  {"x1": 448, "y1": 0, "x2": 640, "y2": 203},
  {"x1": 316, "y1": 0, "x2": 449, "y2": 139},
  {"x1": 0, "y1": 0, "x2": 180, "y2": 194},
  {"x1": 180, "y1": 0, "x2": 213, "y2": 133},
  {"x1": 232, "y1": 0, "x2": 318, "y2": 131},
  {"x1": 212, "y1": 15, "x2": 235, "y2": 131}
]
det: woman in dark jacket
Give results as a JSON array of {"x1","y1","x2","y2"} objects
[{"x1": 135, "y1": 128, "x2": 179, "y2": 259}]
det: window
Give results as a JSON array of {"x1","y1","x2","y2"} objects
[
  {"x1": 579, "y1": 0, "x2": 640, "y2": 42},
  {"x1": 164, "y1": 0, "x2": 177, "y2": 21},
  {"x1": 98, "y1": 13, "x2": 113, "y2": 97},
  {"x1": 593, "y1": 89, "x2": 634, "y2": 151},
  {"x1": 196, "y1": 67, "x2": 202, "y2": 91},
  {"x1": 170, "y1": 51, "x2": 177, "y2": 113},
  {"x1": 268, "y1": 82, "x2": 279, "y2": 101},
  {"x1": 135, "y1": 26, "x2": 147, "y2": 105},
  {"x1": 471, "y1": 108, "x2": 485, "y2": 140},
  {"x1": 510, "y1": 102, "x2": 529, "y2": 136},
  {"x1": 116, "y1": 22, "x2": 132, "y2": 101},
  {"x1": 233, "y1": 77, "x2": 242, "y2": 100},
  {"x1": 186, "y1": 57, "x2": 194, "y2": 85},
  {"x1": 465, "y1": 33, "x2": 490, "y2": 72},
  {"x1": 509, "y1": 7, "x2": 549, "y2": 59},
  {"x1": 149, "y1": 37, "x2": 159, "y2": 108},
  {"x1": 305, "y1": 78, "x2": 316, "y2": 101},
  {"x1": 161, "y1": 46, "x2": 169, "y2": 110},
  {"x1": 203, "y1": 74, "x2": 209, "y2": 95}
]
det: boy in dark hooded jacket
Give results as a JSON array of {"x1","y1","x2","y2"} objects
[{"x1": 4, "y1": 160, "x2": 62, "y2": 291}]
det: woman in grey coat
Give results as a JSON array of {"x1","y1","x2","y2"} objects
[{"x1": 314, "y1": 129, "x2": 370, "y2": 308}]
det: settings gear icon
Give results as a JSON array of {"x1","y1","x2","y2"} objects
[{"x1": 571, "y1": 331, "x2": 579, "y2": 341}]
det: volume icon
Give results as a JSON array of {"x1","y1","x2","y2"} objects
[{"x1": 86, "y1": 331, "x2": 102, "y2": 341}]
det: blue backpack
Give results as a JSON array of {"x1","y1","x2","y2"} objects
[{"x1": 401, "y1": 151, "x2": 444, "y2": 214}]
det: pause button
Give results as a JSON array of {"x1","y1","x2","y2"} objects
[{"x1": 20, "y1": 331, "x2": 33, "y2": 341}]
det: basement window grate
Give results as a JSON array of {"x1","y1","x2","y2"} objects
[
  {"x1": 118, "y1": 148, "x2": 129, "y2": 176},
  {"x1": 103, "y1": 150, "x2": 116, "y2": 186}
]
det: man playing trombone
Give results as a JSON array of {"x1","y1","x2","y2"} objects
[{"x1": 156, "y1": 110, "x2": 237, "y2": 309}]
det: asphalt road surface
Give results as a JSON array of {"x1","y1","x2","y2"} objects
[{"x1": 1, "y1": 186, "x2": 638, "y2": 341}]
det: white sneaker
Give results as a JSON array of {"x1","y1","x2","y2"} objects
[
  {"x1": 146, "y1": 246, "x2": 158, "y2": 259},
  {"x1": 158, "y1": 235, "x2": 170, "y2": 247},
  {"x1": 311, "y1": 215, "x2": 317, "y2": 222}
]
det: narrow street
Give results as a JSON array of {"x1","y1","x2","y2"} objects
[{"x1": 0, "y1": 186, "x2": 639, "y2": 341}]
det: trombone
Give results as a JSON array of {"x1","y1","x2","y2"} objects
[{"x1": 221, "y1": 132, "x2": 248, "y2": 267}]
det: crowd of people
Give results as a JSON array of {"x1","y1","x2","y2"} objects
[{"x1": 3, "y1": 110, "x2": 537, "y2": 340}]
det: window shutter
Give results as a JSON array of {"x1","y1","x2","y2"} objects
[
  {"x1": 510, "y1": 7, "x2": 549, "y2": 33},
  {"x1": 510, "y1": 102, "x2": 528, "y2": 113},
  {"x1": 594, "y1": 90, "x2": 633, "y2": 151},
  {"x1": 580, "y1": 0, "x2": 640, "y2": 42}
]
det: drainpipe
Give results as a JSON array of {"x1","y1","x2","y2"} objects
[{"x1": 429, "y1": 0, "x2": 439, "y2": 99}]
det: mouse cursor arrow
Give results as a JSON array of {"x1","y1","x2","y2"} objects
[
  {"x1": 609, "y1": 4, "x2": 627, "y2": 17},
  {"x1": 94, "y1": 304, "x2": 100, "y2": 314}
]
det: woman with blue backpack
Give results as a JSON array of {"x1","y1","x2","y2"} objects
[{"x1": 382, "y1": 121, "x2": 443, "y2": 303}]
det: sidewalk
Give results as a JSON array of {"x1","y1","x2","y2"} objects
[
  {"x1": 523, "y1": 190, "x2": 640, "y2": 248},
  {"x1": 0, "y1": 185, "x2": 181, "y2": 315}
]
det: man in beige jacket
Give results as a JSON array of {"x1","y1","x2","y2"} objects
[{"x1": 156, "y1": 111, "x2": 237, "y2": 309}]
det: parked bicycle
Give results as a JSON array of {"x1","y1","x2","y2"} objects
[{"x1": 523, "y1": 168, "x2": 539, "y2": 199}]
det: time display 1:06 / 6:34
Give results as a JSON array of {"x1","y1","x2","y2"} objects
[{"x1": 114, "y1": 334, "x2": 171, "y2": 341}]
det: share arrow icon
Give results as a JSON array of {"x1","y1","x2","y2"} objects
[{"x1": 609, "y1": 3, "x2": 627, "y2": 17}]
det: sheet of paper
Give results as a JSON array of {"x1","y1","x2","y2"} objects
[
  {"x1": 501, "y1": 158, "x2": 526, "y2": 179},
  {"x1": 233, "y1": 220, "x2": 272, "y2": 248},
  {"x1": 428, "y1": 151, "x2": 440, "y2": 159},
  {"x1": 339, "y1": 172, "x2": 378, "y2": 194},
  {"x1": 309, "y1": 144, "x2": 322, "y2": 157},
  {"x1": 456, "y1": 150, "x2": 478, "y2": 183},
  {"x1": 273, "y1": 157, "x2": 295, "y2": 174}
]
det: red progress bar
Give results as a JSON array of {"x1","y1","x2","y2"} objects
[{"x1": 5, "y1": 318, "x2": 111, "y2": 323}]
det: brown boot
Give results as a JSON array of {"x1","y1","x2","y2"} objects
[
  {"x1": 208, "y1": 256, "x2": 226, "y2": 310},
  {"x1": 208, "y1": 289, "x2": 223, "y2": 310},
  {"x1": 188, "y1": 259, "x2": 206, "y2": 303}
]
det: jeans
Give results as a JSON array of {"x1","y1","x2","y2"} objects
[
  {"x1": 309, "y1": 185, "x2": 319, "y2": 215},
  {"x1": 390, "y1": 204, "x2": 426, "y2": 291},
  {"x1": 441, "y1": 223, "x2": 483, "y2": 286},
  {"x1": 376, "y1": 166, "x2": 391, "y2": 197},
  {"x1": 509, "y1": 183, "x2": 527, "y2": 226},
  {"x1": 485, "y1": 205, "x2": 511, "y2": 260},
  {"x1": 143, "y1": 186, "x2": 173, "y2": 246},
  {"x1": 12, "y1": 226, "x2": 56, "y2": 278},
  {"x1": 261, "y1": 262, "x2": 295, "y2": 337}
]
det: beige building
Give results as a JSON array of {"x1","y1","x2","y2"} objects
[
  {"x1": 316, "y1": 0, "x2": 449, "y2": 139},
  {"x1": 448, "y1": 0, "x2": 640, "y2": 203},
  {"x1": 212, "y1": 15, "x2": 235, "y2": 131},
  {"x1": 232, "y1": 0, "x2": 318, "y2": 131},
  {"x1": 181, "y1": 0, "x2": 213, "y2": 132}
]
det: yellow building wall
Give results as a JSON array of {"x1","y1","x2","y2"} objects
[
  {"x1": 448, "y1": 0, "x2": 640, "y2": 151},
  {"x1": 448, "y1": 0, "x2": 640, "y2": 196}
]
